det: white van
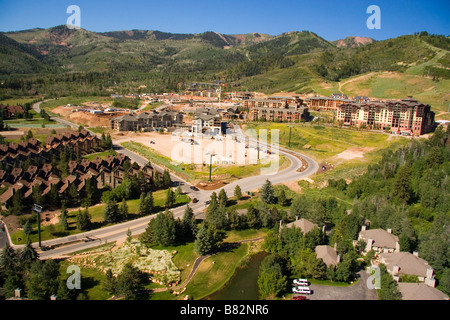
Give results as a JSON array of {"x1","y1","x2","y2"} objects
[
  {"x1": 293, "y1": 278, "x2": 309, "y2": 286},
  {"x1": 292, "y1": 286, "x2": 311, "y2": 294}
]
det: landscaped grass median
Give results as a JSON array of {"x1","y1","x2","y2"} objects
[
  {"x1": 121, "y1": 141, "x2": 290, "y2": 184},
  {"x1": 121, "y1": 141, "x2": 193, "y2": 181}
]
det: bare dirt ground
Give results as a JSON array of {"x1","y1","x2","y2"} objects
[
  {"x1": 282, "y1": 180, "x2": 303, "y2": 193},
  {"x1": 334, "y1": 147, "x2": 375, "y2": 161},
  {"x1": 111, "y1": 131, "x2": 276, "y2": 166},
  {"x1": 52, "y1": 106, "x2": 125, "y2": 127}
]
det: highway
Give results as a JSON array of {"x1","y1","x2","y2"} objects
[{"x1": 5, "y1": 102, "x2": 318, "y2": 258}]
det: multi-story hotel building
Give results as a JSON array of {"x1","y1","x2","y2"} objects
[{"x1": 335, "y1": 98, "x2": 435, "y2": 136}]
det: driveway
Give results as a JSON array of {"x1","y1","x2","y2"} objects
[{"x1": 307, "y1": 271, "x2": 379, "y2": 300}]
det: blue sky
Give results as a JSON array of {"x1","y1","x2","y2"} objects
[{"x1": 0, "y1": 0, "x2": 448, "y2": 41}]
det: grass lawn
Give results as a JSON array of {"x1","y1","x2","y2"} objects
[
  {"x1": 340, "y1": 71, "x2": 450, "y2": 117},
  {"x1": 244, "y1": 122, "x2": 409, "y2": 184},
  {"x1": 182, "y1": 242, "x2": 251, "y2": 300},
  {"x1": 122, "y1": 141, "x2": 290, "y2": 184},
  {"x1": 0, "y1": 97, "x2": 37, "y2": 106},
  {"x1": 59, "y1": 260, "x2": 112, "y2": 300},
  {"x1": 142, "y1": 101, "x2": 164, "y2": 111},
  {"x1": 55, "y1": 228, "x2": 266, "y2": 300},
  {"x1": 122, "y1": 141, "x2": 192, "y2": 181},
  {"x1": 83, "y1": 150, "x2": 117, "y2": 161}
]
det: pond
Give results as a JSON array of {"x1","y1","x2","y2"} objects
[{"x1": 204, "y1": 251, "x2": 267, "y2": 300}]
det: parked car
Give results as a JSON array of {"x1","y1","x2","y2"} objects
[
  {"x1": 293, "y1": 278, "x2": 309, "y2": 286},
  {"x1": 293, "y1": 296, "x2": 308, "y2": 300},
  {"x1": 192, "y1": 198, "x2": 198, "y2": 203},
  {"x1": 292, "y1": 286, "x2": 311, "y2": 294},
  {"x1": 190, "y1": 186, "x2": 199, "y2": 191}
]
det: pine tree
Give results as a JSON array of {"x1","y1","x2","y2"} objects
[
  {"x1": 0, "y1": 245, "x2": 18, "y2": 273},
  {"x1": 119, "y1": 198, "x2": 129, "y2": 219},
  {"x1": 77, "y1": 208, "x2": 92, "y2": 231},
  {"x1": 139, "y1": 192, "x2": 154, "y2": 215},
  {"x1": 23, "y1": 220, "x2": 33, "y2": 239},
  {"x1": 60, "y1": 205, "x2": 69, "y2": 230},
  {"x1": 162, "y1": 170, "x2": 172, "y2": 188},
  {"x1": 182, "y1": 205, "x2": 197, "y2": 240},
  {"x1": 20, "y1": 240, "x2": 39, "y2": 266},
  {"x1": 194, "y1": 223, "x2": 224, "y2": 255},
  {"x1": 104, "y1": 200, "x2": 121, "y2": 224},
  {"x1": 116, "y1": 263, "x2": 144, "y2": 300},
  {"x1": 165, "y1": 188, "x2": 175, "y2": 208},
  {"x1": 153, "y1": 210, "x2": 176, "y2": 246},
  {"x1": 234, "y1": 185, "x2": 242, "y2": 201},
  {"x1": 103, "y1": 268, "x2": 116, "y2": 295},
  {"x1": 194, "y1": 223, "x2": 213, "y2": 256},
  {"x1": 260, "y1": 179, "x2": 276, "y2": 204},
  {"x1": 278, "y1": 188, "x2": 288, "y2": 206},
  {"x1": 68, "y1": 183, "x2": 79, "y2": 206},
  {"x1": 218, "y1": 189, "x2": 228, "y2": 207},
  {"x1": 32, "y1": 184, "x2": 44, "y2": 206}
]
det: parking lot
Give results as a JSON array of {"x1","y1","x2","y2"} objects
[{"x1": 299, "y1": 271, "x2": 379, "y2": 300}]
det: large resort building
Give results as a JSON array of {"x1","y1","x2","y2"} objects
[
  {"x1": 241, "y1": 96, "x2": 311, "y2": 122},
  {"x1": 335, "y1": 97, "x2": 435, "y2": 136},
  {"x1": 111, "y1": 110, "x2": 183, "y2": 132}
]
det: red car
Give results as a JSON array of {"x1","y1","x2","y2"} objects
[{"x1": 293, "y1": 295, "x2": 308, "y2": 300}]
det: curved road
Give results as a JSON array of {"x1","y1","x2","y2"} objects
[{"x1": 5, "y1": 102, "x2": 318, "y2": 258}]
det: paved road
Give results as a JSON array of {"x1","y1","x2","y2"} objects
[{"x1": 10, "y1": 102, "x2": 319, "y2": 259}]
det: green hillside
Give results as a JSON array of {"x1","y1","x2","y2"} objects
[{"x1": 0, "y1": 26, "x2": 448, "y2": 112}]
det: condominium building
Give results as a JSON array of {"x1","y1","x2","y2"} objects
[
  {"x1": 111, "y1": 110, "x2": 183, "y2": 132},
  {"x1": 335, "y1": 98, "x2": 435, "y2": 136}
]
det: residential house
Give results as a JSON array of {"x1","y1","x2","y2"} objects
[
  {"x1": 358, "y1": 227, "x2": 400, "y2": 254},
  {"x1": 377, "y1": 251, "x2": 437, "y2": 287},
  {"x1": 285, "y1": 217, "x2": 318, "y2": 234},
  {"x1": 315, "y1": 245, "x2": 340, "y2": 267},
  {"x1": 397, "y1": 283, "x2": 448, "y2": 300}
]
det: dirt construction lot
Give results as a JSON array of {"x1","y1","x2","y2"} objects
[{"x1": 111, "y1": 131, "x2": 276, "y2": 166}]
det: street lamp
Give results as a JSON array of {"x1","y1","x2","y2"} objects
[
  {"x1": 288, "y1": 126, "x2": 292, "y2": 148},
  {"x1": 207, "y1": 152, "x2": 215, "y2": 182},
  {"x1": 33, "y1": 204, "x2": 43, "y2": 248}
]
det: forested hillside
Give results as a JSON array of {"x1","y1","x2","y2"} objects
[{"x1": 0, "y1": 26, "x2": 448, "y2": 101}]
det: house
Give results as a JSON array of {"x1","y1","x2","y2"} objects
[
  {"x1": 358, "y1": 227, "x2": 400, "y2": 254},
  {"x1": 285, "y1": 217, "x2": 318, "y2": 234},
  {"x1": 397, "y1": 283, "x2": 448, "y2": 300},
  {"x1": 315, "y1": 245, "x2": 340, "y2": 267},
  {"x1": 0, "y1": 104, "x2": 25, "y2": 119},
  {"x1": 377, "y1": 251, "x2": 436, "y2": 287}
]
